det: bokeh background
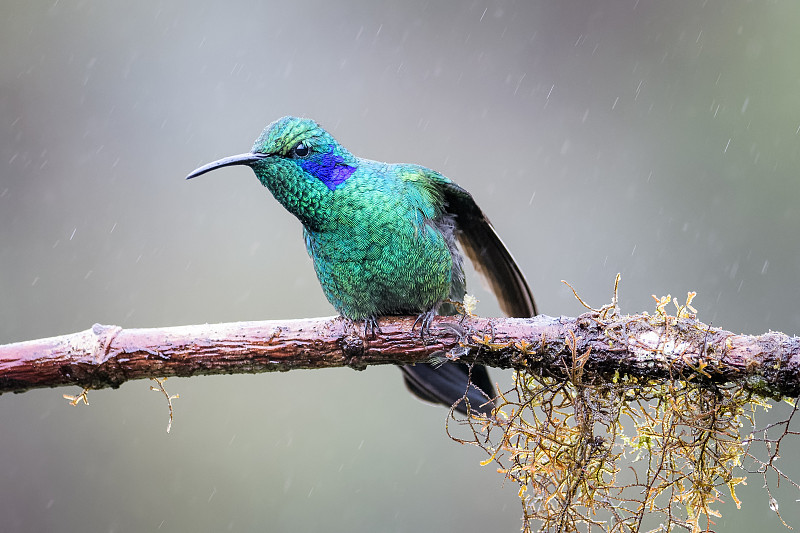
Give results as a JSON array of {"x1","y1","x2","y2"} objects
[{"x1": 3, "y1": 1, "x2": 800, "y2": 531}]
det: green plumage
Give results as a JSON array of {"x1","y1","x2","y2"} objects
[
  {"x1": 305, "y1": 167, "x2": 462, "y2": 320},
  {"x1": 187, "y1": 116, "x2": 536, "y2": 415}
]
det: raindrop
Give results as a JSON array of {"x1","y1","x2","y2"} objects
[{"x1": 514, "y1": 73, "x2": 526, "y2": 95}]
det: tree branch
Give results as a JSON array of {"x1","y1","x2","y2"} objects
[{"x1": 1, "y1": 313, "x2": 799, "y2": 397}]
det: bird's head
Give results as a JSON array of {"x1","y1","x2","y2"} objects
[{"x1": 187, "y1": 116, "x2": 358, "y2": 229}]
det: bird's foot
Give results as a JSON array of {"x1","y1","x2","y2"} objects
[
  {"x1": 412, "y1": 309, "x2": 437, "y2": 339},
  {"x1": 363, "y1": 316, "x2": 381, "y2": 339}
]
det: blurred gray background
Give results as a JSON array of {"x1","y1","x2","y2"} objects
[{"x1": 2, "y1": 1, "x2": 800, "y2": 531}]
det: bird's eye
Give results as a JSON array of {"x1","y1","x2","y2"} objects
[{"x1": 292, "y1": 142, "x2": 309, "y2": 158}]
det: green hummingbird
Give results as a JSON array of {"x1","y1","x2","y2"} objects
[{"x1": 187, "y1": 116, "x2": 536, "y2": 416}]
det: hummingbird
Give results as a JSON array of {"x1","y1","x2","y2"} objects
[{"x1": 186, "y1": 116, "x2": 536, "y2": 416}]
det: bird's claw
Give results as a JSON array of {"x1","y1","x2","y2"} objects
[
  {"x1": 363, "y1": 316, "x2": 381, "y2": 338},
  {"x1": 412, "y1": 309, "x2": 437, "y2": 339}
]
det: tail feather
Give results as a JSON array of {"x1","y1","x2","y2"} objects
[{"x1": 401, "y1": 363, "x2": 496, "y2": 416}]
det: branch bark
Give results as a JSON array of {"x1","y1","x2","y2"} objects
[{"x1": 1, "y1": 313, "x2": 800, "y2": 397}]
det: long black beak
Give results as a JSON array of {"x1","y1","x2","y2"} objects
[{"x1": 185, "y1": 152, "x2": 269, "y2": 180}]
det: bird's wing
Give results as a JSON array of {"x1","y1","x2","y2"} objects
[
  {"x1": 431, "y1": 172, "x2": 537, "y2": 319},
  {"x1": 396, "y1": 166, "x2": 536, "y2": 416}
]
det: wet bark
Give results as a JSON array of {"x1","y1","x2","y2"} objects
[{"x1": 2, "y1": 313, "x2": 799, "y2": 397}]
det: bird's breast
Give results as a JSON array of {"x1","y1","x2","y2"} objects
[{"x1": 304, "y1": 213, "x2": 453, "y2": 319}]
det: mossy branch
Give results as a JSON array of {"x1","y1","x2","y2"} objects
[
  {"x1": 1, "y1": 312, "x2": 798, "y2": 398},
  {"x1": 4, "y1": 300, "x2": 800, "y2": 532}
]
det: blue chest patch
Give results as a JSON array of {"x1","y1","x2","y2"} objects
[{"x1": 299, "y1": 149, "x2": 357, "y2": 191}]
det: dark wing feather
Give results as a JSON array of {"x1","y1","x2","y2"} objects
[
  {"x1": 438, "y1": 180, "x2": 537, "y2": 318},
  {"x1": 399, "y1": 170, "x2": 536, "y2": 417}
]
